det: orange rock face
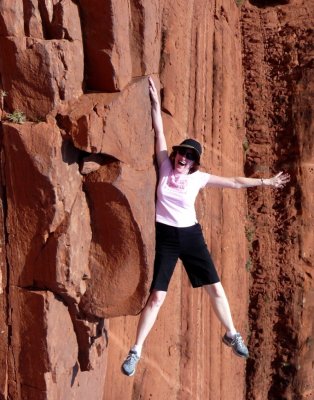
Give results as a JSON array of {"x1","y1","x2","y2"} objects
[
  {"x1": 242, "y1": 2, "x2": 314, "y2": 399},
  {"x1": 0, "y1": 0, "x2": 312, "y2": 399}
]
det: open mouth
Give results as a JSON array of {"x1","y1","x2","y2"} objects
[{"x1": 178, "y1": 160, "x2": 186, "y2": 166}]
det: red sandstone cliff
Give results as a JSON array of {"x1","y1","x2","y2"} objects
[
  {"x1": 242, "y1": 2, "x2": 314, "y2": 399},
  {"x1": 0, "y1": 1, "x2": 312, "y2": 399}
]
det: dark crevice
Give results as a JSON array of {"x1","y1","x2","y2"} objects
[
  {"x1": 37, "y1": 0, "x2": 51, "y2": 40},
  {"x1": 38, "y1": 0, "x2": 75, "y2": 41},
  {"x1": 159, "y1": 27, "x2": 168, "y2": 75},
  {"x1": 129, "y1": 0, "x2": 146, "y2": 75},
  {"x1": 0, "y1": 125, "x2": 11, "y2": 339},
  {"x1": 22, "y1": 0, "x2": 32, "y2": 37},
  {"x1": 67, "y1": 300, "x2": 107, "y2": 371},
  {"x1": 56, "y1": 115, "x2": 120, "y2": 171},
  {"x1": 76, "y1": 1, "x2": 118, "y2": 92},
  {"x1": 60, "y1": 138, "x2": 81, "y2": 166},
  {"x1": 249, "y1": 0, "x2": 290, "y2": 7},
  {"x1": 21, "y1": 283, "x2": 107, "y2": 372}
]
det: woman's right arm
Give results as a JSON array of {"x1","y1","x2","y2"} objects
[{"x1": 148, "y1": 77, "x2": 168, "y2": 167}]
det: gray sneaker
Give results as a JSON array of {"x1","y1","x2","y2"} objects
[
  {"x1": 222, "y1": 333, "x2": 249, "y2": 359},
  {"x1": 121, "y1": 350, "x2": 140, "y2": 376}
]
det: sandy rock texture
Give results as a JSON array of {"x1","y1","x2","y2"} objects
[
  {"x1": 0, "y1": 0, "x2": 312, "y2": 399},
  {"x1": 242, "y1": 1, "x2": 314, "y2": 399}
]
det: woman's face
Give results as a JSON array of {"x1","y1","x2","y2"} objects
[{"x1": 174, "y1": 148, "x2": 196, "y2": 174}]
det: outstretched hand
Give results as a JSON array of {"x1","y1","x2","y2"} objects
[
  {"x1": 269, "y1": 172, "x2": 290, "y2": 188},
  {"x1": 148, "y1": 76, "x2": 159, "y2": 107}
]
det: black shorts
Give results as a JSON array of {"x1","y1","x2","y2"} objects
[{"x1": 151, "y1": 222, "x2": 220, "y2": 291}]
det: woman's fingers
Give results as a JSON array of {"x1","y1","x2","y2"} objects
[
  {"x1": 148, "y1": 76, "x2": 159, "y2": 104},
  {"x1": 272, "y1": 172, "x2": 290, "y2": 188},
  {"x1": 280, "y1": 173, "x2": 290, "y2": 183},
  {"x1": 148, "y1": 76, "x2": 156, "y2": 91}
]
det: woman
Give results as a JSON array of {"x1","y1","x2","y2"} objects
[{"x1": 121, "y1": 77, "x2": 290, "y2": 377}]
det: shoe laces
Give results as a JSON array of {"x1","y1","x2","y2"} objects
[
  {"x1": 126, "y1": 351, "x2": 139, "y2": 366},
  {"x1": 233, "y1": 333, "x2": 245, "y2": 348}
]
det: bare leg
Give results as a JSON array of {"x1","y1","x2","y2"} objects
[
  {"x1": 121, "y1": 290, "x2": 167, "y2": 376},
  {"x1": 133, "y1": 290, "x2": 167, "y2": 352},
  {"x1": 204, "y1": 282, "x2": 237, "y2": 335}
]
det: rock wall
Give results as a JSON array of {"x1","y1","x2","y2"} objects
[
  {"x1": 0, "y1": 0, "x2": 312, "y2": 399},
  {"x1": 105, "y1": 1, "x2": 249, "y2": 399},
  {"x1": 242, "y1": 1, "x2": 314, "y2": 399}
]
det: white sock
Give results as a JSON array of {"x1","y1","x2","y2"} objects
[
  {"x1": 131, "y1": 344, "x2": 142, "y2": 357},
  {"x1": 226, "y1": 330, "x2": 237, "y2": 339}
]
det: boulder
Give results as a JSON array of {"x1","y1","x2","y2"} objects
[
  {"x1": 80, "y1": 159, "x2": 155, "y2": 318},
  {"x1": 9, "y1": 288, "x2": 107, "y2": 399},
  {"x1": 57, "y1": 77, "x2": 154, "y2": 170}
]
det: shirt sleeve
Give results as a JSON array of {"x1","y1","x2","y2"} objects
[{"x1": 198, "y1": 171, "x2": 212, "y2": 188}]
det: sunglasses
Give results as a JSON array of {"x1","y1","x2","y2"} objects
[{"x1": 177, "y1": 148, "x2": 197, "y2": 161}]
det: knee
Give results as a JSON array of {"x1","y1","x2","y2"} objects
[
  {"x1": 148, "y1": 290, "x2": 166, "y2": 309},
  {"x1": 206, "y1": 282, "x2": 225, "y2": 298}
]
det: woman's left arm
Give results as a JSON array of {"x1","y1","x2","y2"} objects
[{"x1": 207, "y1": 172, "x2": 290, "y2": 189}]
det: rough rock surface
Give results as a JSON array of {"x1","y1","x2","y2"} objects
[
  {"x1": 242, "y1": 1, "x2": 314, "y2": 399},
  {"x1": 0, "y1": 0, "x2": 312, "y2": 400}
]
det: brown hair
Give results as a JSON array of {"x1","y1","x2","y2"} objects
[{"x1": 169, "y1": 150, "x2": 200, "y2": 174}]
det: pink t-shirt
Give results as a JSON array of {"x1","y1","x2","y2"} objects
[{"x1": 156, "y1": 158, "x2": 211, "y2": 227}]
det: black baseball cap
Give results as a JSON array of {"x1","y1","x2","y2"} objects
[{"x1": 172, "y1": 139, "x2": 202, "y2": 163}]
